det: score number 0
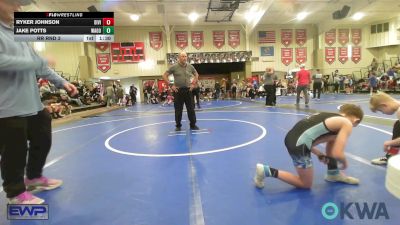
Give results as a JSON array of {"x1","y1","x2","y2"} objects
[
  {"x1": 103, "y1": 18, "x2": 114, "y2": 26},
  {"x1": 102, "y1": 18, "x2": 114, "y2": 34}
]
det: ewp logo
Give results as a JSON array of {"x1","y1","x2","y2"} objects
[
  {"x1": 7, "y1": 204, "x2": 49, "y2": 220},
  {"x1": 321, "y1": 202, "x2": 389, "y2": 220}
]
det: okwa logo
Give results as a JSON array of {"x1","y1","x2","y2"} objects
[{"x1": 321, "y1": 202, "x2": 389, "y2": 220}]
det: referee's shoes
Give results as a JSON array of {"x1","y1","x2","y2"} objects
[{"x1": 190, "y1": 125, "x2": 200, "y2": 130}]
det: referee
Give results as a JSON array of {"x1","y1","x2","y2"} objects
[{"x1": 162, "y1": 52, "x2": 199, "y2": 131}]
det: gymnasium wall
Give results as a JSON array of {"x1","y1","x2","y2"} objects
[
  {"x1": 39, "y1": 19, "x2": 399, "y2": 81},
  {"x1": 38, "y1": 42, "x2": 82, "y2": 78}
]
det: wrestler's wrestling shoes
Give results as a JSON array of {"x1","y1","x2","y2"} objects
[{"x1": 325, "y1": 173, "x2": 359, "y2": 185}]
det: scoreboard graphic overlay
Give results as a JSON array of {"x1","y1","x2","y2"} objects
[{"x1": 14, "y1": 12, "x2": 114, "y2": 42}]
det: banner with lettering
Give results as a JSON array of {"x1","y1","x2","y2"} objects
[
  {"x1": 351, "y1": 28, "x2": 362, "y2": 45},
  {"x1": 281, "y1": 48, "x2": 293, "y2": 66},
  {"x1": 175, "y1": 31, "x2": 188, "y2": 50},
  {"x1": 338, "y1": 29, "x2": 349, "y2": 46},
  {"x1": 96, "y1": 42, "x2": 109, "y2": 52},
  {"x1": 96, "y1": 53, "x2": 111, "y2": 73},
  {"x1": 191, "y1": 31, "x2": 203, "y2": 50},
  {"x1": 213, "y1": 31, "x2": 225, "y2": 49},
  {"x1": 352, "y1": 46, "x2": 361, "y2": 63},
  {"x1": 295, "y1": 29, "x2": 307, "y2": 46},
  {"x1": 338, "y1": 47, "x2": 348, "y2": 64},
  {"x1": 228, "y1": 30, "x2": 240, "y2": 49},
  {"x1": 281, "y1": 29, "x2": 292, "y2": 47},
  {"x1": 295, "y1": 47, "x2": 307, "y2": 64},
  {"x1": 325, "y1": 47, "x2": 336, "y2": 64},
  {"x1": 325, "y1": 29, "x2": 336, "y2": 46},
  {"x1": 149, "y1": 32, "x2": 163, "y2": 51}
]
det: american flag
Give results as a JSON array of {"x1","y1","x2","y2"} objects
[{"x1": 258, "y1": 31, "x2": 276, "y2": 43}]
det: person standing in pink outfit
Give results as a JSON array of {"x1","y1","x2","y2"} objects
[{"x1": 295, "y1": 64, "x2": 311, "y2": 107}]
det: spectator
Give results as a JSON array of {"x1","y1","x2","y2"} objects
[
  {"x1": 263, "y1": 67, "x2": 277, "y2": 106},
  {"x1": 312, "y1": 69, "x2": 323, "y2": 100},
  {"x1": 163, "y1": 93, "x2": 174, "y2": 106},
  {"x1": 368, "y1": 72, "x2": 378, "y2": 95},
  {"x1": 105, "y1": 84, "x2": 114, "y2": 107},
  {"x1": 0, "y1": 0, "x2": 78, "y2": 204},
  {"x1": 116, "y1": 84, "x2": 124, "y2": 106},
  {"x1": 192, "y1": 83, "x2": 201, "y2": 109},
  {"x1": 129, "y1": 84, "x2": 137, "y2": 105},
  {"x1": 295, "y1": 64, "x2": 311, "y2": 107},
  {"x1": 371, "y1": 58, "x2": 379, "y2": 71},
  {"x1": 231, "y1": 81, "x2": 237, "y2": 99},
  {"x1": 214, "y1": 81, "x2": 221, "y2": 100}
]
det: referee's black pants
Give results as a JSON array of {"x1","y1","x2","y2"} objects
[
  {"x1": 174, "y1": 88, "x2": 196, "y2": 128},
  {"x1": 264, "y1": 84, "x2": 276, "y2": 106}
]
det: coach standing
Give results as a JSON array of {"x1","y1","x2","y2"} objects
[{"x1": 162, "y1": 52, "x2": 199, "y2": 131}]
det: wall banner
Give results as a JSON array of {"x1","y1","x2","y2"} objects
[
  {"x1": 325, "y1": 29, "x2": 336, "y2": 46},
  {"x1": 281, "y1": 29, "x2": 292, "y2": 47},
  {"x1": 191, "y1": 31, "x2": 204, "y2": 50},
  {"x1": 352, "y1": 46, "x2": 361, "y2": 63},
  {"x1": 149, "y1": 32, "x2": 163, "y2": 51},
  {"x1": 338, "y1": 28, "x2": 349, "y2": 46},
  {"x1": 295, "y1": 47, "x2": 307, "y2": 64},
  {"x1": 351, "y1": 28, "x2": 362, "y2": 45},
  {"x1": 213, "y1": 30, "x2": 225, "y2": 49},
  {"x1": 325, "y1": 47, "x2": 336, "y2": 64},
  {"x1": 228, "y1": 30, "x2": 240, "y2": 49},
  {"x1": 175, "y1": 31, "x2": 188, "y2": 50},
  {"x1": 295, "y1": 29, "x2": 307, "y2": 46},
  {"x1": 96, "y1": 42, "x2": 109, "y2": 52},
  {"x1": 338, "y1": 47, "x2": 348, "y2": 64},
  {"x1": 281, "y1": 48, "x2": 293, "y2": 66},
  {"x1": 96, "y1": 53, "x2": 111, "y2": 73}
]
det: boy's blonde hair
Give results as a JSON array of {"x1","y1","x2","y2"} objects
[
  {"x1": 369, "y1": 92, "x2": 396, "y2": 112},
  {"x1": 339, "y1": 104, "x2": 364, "y2": 121}
]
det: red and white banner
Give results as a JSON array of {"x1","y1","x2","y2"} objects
[
  {"x1": 325, "y1": 29, "x2": 336, "y2": 46},
  {"x1": 191, "y1": 31, "x2": 203, "y2": 50},
  {"x1": 338, "y1": 29, "x2": 349, "y2": 46},
  {"x1": 281, "y1": 29, "x2": 292, "y2": 47},
  {"x1": 352, "y1": 46, "x2": 361, "y2": 64},
  {"x1": 338, "y1": 47, "x2": 348, "y2": 64},
  {"x1": 96, "y1": 42, "x2": 109, "y2": 52},
  {"x1": 149, "y1": 32, "x2": 163, "y2": 51},
  {"x1": 351, "y1": 28, "x2": 362, "y2": 45},
  {"x1": 295, "y1": 47, "x2": 307, "y2": 64},
  {"x1": 213, "y1": 30, "x2": 225, "y2": 49},
  {"x1": 295, "y1": 29, "x2": 307, "y2": 46},
  {"x1": 281, "y1": 48, "x2": 293, "y2": 66},
  {"x1": 175, "y1": 31, "x2": 188, "y2": 50},
  {"x1": 325, "y1": 47, "x2": 336, "y2": 64},
  {"x1": 96, "y1": 53, "x2": 111, "y2": 73},
  {"x1": 258, "y1": 31, "x2": 276, "y2": 44},
  {"x1": 228, "y1": 30, "x2": 240, "y2": 49}
]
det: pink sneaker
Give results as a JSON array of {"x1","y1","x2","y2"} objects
[
  {"x1": 25, "y1": 176, "x2": 63, "y2": 193},
  {"x1": 8, "y1": 191, "x2": 44, "y2": 204}
]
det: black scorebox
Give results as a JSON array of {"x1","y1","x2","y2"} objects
[{"x1": 14, "y1": 12, "x2": 114, "y2": 42}]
